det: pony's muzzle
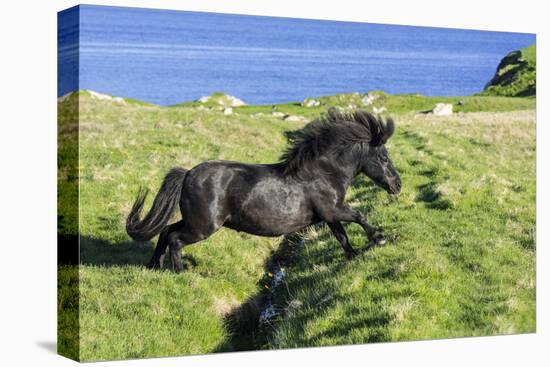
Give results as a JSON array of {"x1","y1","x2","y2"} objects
[{"x1": 389, "y1": 177, "x2": 401, "y2": 195}]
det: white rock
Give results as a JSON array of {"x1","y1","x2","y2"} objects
[
  {"x1": 87, "y1": 90, "x2": 111, "y2": 100},
  {"x1": 284, "y1": 115, "x2": 307, "y2": 122},
  {"x1": 432, "y1": 103, "x2": 453, "y2": 116},
  {"x1": 225, "y1": 94, "x2": 246, "y2": 107},
  {"x1": 361, "y1": 93, "x2": 378, "y2": 106},
  {"x1": 198, "y1": 94, "x2": 246, "y2": 107},
  {"x1": 303, "y1": 98, "x2": 320, "y2": 107},
  {"x1": 272, "y1": 111, "x2": 286, "y2": 117},
  {"x1": 223, "y1": 107, "x2": 233, "y2": 115},
  {"x1": 86, "y1": 90, "x2": 126, "y2": 104},
  {"x1": 373, "y1": 106, "x2": 386, "y2": 114}
]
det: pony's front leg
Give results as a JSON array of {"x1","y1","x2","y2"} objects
[
  {"x1": 349, "y1": 208, "x2": 386, "y2": 247},
  {"x1": 321, "y1": 205, "x2": 386, "y2": 248},
  {"x1": 327, "y1": 221, "x2": 358, "y2": 259}
]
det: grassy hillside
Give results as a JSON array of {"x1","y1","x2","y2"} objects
[
  {"x1": 58, "y1": 90, "x2": 535, "y2": 361},
  {"x1": 179, "y1": 90, "x2": 535, "y2": 119},
  {"x1": 259, "y1": 110, "x2": 535, "y2": 348},
  {"x1": 480, "y1": 44, "x2": 536, "y2": 97}
]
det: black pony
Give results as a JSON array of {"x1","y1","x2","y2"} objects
[{"x1": 127, "y1": 109, "x2": 401, "y2": 272}]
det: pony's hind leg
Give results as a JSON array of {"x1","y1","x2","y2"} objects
[
  {"x1": 167, "y1": 224, "x2": 220, "y2": 273},
  {"x1": 147, "y1": 221, "x2": 184, "y2": 269},
  {"x1": 327, "y1": 221, "x2": 358, "y2": 260}
]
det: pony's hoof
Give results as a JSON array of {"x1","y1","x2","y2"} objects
[
  {"x1": 172, "y1": 265, "x2": 183, "y2": 273},
  {"x1": 368, "y1": 230, "x2": 387, "y2": 248}
]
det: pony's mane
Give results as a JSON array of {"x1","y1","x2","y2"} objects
[{"x1": 279, "y1": 109, "x2": 394, "y2": 174}]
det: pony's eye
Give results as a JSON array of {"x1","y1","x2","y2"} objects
[{"x1": 380, "y1": 155, "x2": 388, "y2": 163}]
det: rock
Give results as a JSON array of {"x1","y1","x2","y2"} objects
[
  {"x1": 223, "y1": 107, "x2": 233, "y2": 115},
  {"x1": 373, "y1": 106, "x2": 386, "y2": 114},
  {"x1": 303, "y1": 98, "x2": 320, "y2": 108},
  {"x1": 361, "y1": 93, "x2": 378, "y2": 106},
  {"x1": 197, "y1": 93, "x2": 246, "y2": 107},
  {"x1": 432, "y1": 103, "x2": 453, "y2": 116},
  {"x1": 87, "y1": 90, "x2": 126, "y2": 104},
  {"x1": 88, "y1": 90, "x2": 111, "y2": 100},
  {"x1": 457, "y1": 100, "x2": 464, "y2": 106},
  {"x1": 225, "y1": 94, "x2": 246, "y2": 107},
  {"x1": 284, "y1": 115, "x2": 307, "y2": 122},
  {"x1": 272, "y1": 111, "x2": 286, "y2": 118}
]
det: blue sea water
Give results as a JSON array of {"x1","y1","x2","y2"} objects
[{"x1": 58, "y1": 5, "x2": 535, "y2": 106}]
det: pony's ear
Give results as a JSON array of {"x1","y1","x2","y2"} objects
[{"x1": 380, "y1": 117, "x2": 395, "y2": 144}]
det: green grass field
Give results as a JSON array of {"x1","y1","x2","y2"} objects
[{"x1": 58, "y1": 90, "x2": 535, "y2": 361}]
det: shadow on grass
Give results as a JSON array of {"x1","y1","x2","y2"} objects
[
  {"x1": 400, "y1": 129, "x2": 433, "y2": 155},
  {"x1": 308, "y1": 307, "x2": 391, "y2": 343},
  {"x1": 214, "y1": 232, "x2": 305, "y2": 352},
  {"x1": 416, "y1": 182, "x2": 453, "y2": 210},
  {"x1": 215, "y1": 220, "x2": 393, "y2": 352},
  {"x1": 80, "y1": 236, "x2": 199, "y2": 269},
  {"x1": 80, "y1": 236, "x2": 153, "y2": 267},
  {"x1": 78, "y1": 182, "x2": 394, "y2": 351}
]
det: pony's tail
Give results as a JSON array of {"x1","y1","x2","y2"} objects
[{"x1": 126, "y1": 167, "x2": 188, "y2": 242}]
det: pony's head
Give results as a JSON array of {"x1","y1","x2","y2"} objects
[
  {"x1": 280, "y1": 109, "x2": 401, "y2": 195},
  {"x1": 354, "y1": 113, "x2": 400, "y2": 195}
]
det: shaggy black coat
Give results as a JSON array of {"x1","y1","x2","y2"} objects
[{"x1": 127, "y1": 110, "x2": 401, "y2": 272}]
